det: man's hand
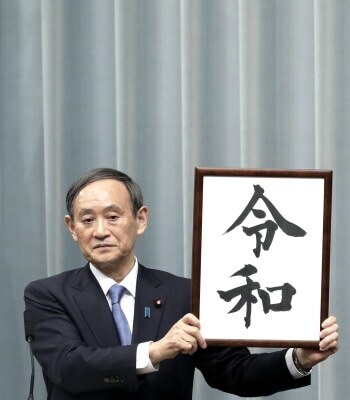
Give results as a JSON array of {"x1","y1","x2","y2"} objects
[
  {"x1": 149, "y1": 313, "x2": 207, "y2": 365},
  {"x1": 296, "y1": 316, "x2": 339, "y2": 371}
]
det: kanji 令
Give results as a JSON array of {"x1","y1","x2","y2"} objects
[{"x1": 224, "y1": 184, "x2": 306, "y2": 257}]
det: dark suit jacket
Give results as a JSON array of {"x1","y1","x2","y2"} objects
[{"x1": 24, "y1": 263, "x2": 310, "y2": 399}]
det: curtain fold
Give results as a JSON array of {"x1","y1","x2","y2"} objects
[{"x1": 0, "y1": 1, "x2": 348, "y2": 399}]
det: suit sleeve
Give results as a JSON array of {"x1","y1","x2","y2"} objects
[
  {"x1": 194, "y1": 345, "x2": 310, "y2": 397},
  {"x1": 24, "y1": 280, "x2": 140, "y2": 394}
]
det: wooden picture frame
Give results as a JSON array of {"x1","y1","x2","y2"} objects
[{"x1": 192, "y1": 168, "x2": 332, "y2": 348}]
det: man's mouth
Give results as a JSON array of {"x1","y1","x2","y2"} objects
[{"x1": 93, "y1": 244, "x2": 113, "y2": 249}]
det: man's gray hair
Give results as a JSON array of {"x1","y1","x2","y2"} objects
[{"x1": 66, "y1": 168, "x2": 144, "y2": 218}]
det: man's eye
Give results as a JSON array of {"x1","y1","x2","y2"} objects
[
  {"x1": 108, "y1": 215, "x2": 119, "y2": 221},
  {"x1": 82, "y1": 218, "x2": 94, "y2": 225}
]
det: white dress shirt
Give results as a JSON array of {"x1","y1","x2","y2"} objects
[{"x1": 90, "y1": 260, "x2": 157, "y2": 374}]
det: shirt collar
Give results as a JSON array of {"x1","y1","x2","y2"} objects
[{"x1": 89, "y1": 258, "x2": 138, "y2": 298}]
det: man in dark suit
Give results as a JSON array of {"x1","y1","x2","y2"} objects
[{"x1": 24, "y1": 168, "x2": 339, "y2": 400}]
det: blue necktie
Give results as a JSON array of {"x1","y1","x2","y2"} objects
[{"x1": 108, "y1": 284, "x2": 132, "y2": 345}]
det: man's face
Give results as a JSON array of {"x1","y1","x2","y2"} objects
[{"x1": 65, "y1": 179, "x2": 147, "y2": 274}]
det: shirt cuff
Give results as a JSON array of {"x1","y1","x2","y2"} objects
[
  {"x1": 136, "y1": 342, "x2": 159, "y2": 375},
  {"x1": 285, "y1": 348, "x2": 312, "y2": 379}
]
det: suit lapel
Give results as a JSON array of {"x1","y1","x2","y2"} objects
[
  {"x1": 69, "y1": 264, "x2": 167, "y2": 347},
  {"x1": 70, "y1": 265, "x2": 121, "y2": 347},
  {"x1": 132, "y1": 265, "x2": 167, "y2": 344}
]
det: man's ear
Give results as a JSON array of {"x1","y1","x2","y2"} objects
[
  {"x1": 64, "y1": 215, "x2": 78, "y2": 242},
  {"x1": 136, "y1": 206, "x2": 148, "y2": 235}
]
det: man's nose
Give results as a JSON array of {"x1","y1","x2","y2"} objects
[{"x1": 94, "y1": 219, "x2": 110, "y2": 238}]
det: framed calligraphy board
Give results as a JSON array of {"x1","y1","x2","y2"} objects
[{"x1": 192, "y1": 168, "x2": 332, "y2": 348}]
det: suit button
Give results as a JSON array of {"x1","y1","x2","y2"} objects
[{"x1": 104, "y1": 377, "x2": 110, "y2": 383}]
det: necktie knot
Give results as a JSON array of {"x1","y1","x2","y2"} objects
[{"x1": 109, "y1": 284, "x2": 126, "y2": 305}]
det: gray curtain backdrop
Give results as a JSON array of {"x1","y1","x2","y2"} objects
[{"x1": 0, "y1": 0, "x2": 348, "y2": 399}]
